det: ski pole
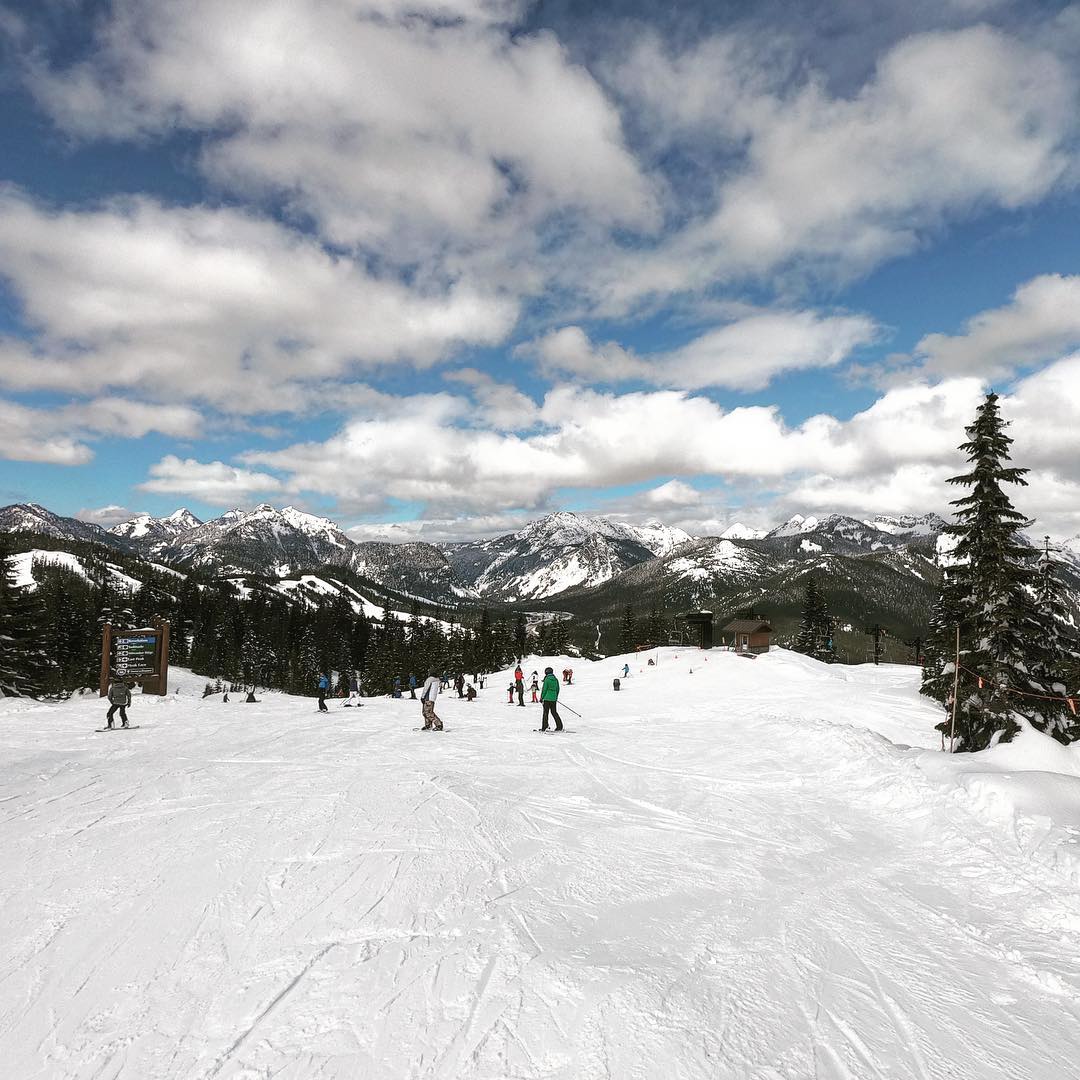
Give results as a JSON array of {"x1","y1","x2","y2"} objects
[{"x1": 558, "y1": 700, "x2": 583, "y2": 718}]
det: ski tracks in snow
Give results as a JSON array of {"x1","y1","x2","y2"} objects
[{"x1": 4, "y1": 656, "x2": 1080, "y2": 1077}]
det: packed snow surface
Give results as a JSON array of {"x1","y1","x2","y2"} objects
[{"x1": 4, "y1": 652, "x2": 1080, "y2": 1078}]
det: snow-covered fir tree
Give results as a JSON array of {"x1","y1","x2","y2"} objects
[
  {"x1": 1030, "y1": 538, "x2": 1080, "y2": 742},
  {"x1": 931, "y1": 391, "x2": 1062, "y2": 751},
  {"x1": 794, "y1": 578, "x2": 834, "y2": 662},
  {"x1": 619, "y1": 605, "x2": 638, "y2": 653},
  {"x1": 0, "y1": 539, "x2": 55, "y2": 697}
]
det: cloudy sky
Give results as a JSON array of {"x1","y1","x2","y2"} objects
[{"x1": 2, "y1": 0, "x2": 1080, "y2": 542}]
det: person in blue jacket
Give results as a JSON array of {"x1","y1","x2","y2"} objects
[
  {"x1": 408, "y1": 672, "x2": 417, "y2": 699},
  {"x1": 317, "y1": 672, "x2": 330, "y2": 712}
]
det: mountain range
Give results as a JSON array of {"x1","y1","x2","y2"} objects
[{"x1": 3, "y1": 501, "x2": 1078, "y2": 655}]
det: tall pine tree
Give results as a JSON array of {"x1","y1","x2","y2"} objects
[
  {"x1": 932, "y1": 392, "x2": 1055, "y2": 751},
  {"x1": 794, "y1": 577, "x2": 834, "y2": 662},
  {"x1": 0, "y1": 540, "x2": 55, "y2": 697}
]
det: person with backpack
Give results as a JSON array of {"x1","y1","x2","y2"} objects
[
  {"x1": 317, "y1": 672, "x2": 330, "y2": 712},
  {"x1": 105, "y1": 679, "x2": 132, "y2": 729},
  {"x1": 540, "y1": 667, "x2": 564, "y2": 732},
  {"x1": 420, "y1": 668, "x2": 443, "y2": 731}
]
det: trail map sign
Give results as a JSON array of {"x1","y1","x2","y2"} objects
[
  {"x1": 115, "y1": 634, "x2": 158, "y2": 677},
  {"x1": 99, "y1": 622, "x2": 171, "y2": 696}
]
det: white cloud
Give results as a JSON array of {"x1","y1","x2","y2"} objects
[
  {"x1": 27, "y1": 0, "x2": 657, "y2": 260},
  {"x1": 598, "y1": 24, "x2": 1078, "y2": 309},
  {"x1": 160, "y1": 354, "x2": 1078, "y2": 537},
  {"x1": 523, "y1": 311, "x2": 877, "y2": 391},
  {"x1": 0, "y1": 395, "x2": 202, "y2": 465},
  {"x1": 0, "y1": 191, "x2": 517, "y2": 409},
  {"x1": 915, "y1": 274, "x2": 1080, "y2": 379},
  {"x1": 139, "y1": 456, "x2": 283, "y2": 503},
  {"x1": 642, "y1": 479, "x2": 701, "y2": 509},
  {"x1": 76, "y1": 504, "x2": 147, "y2": 528},
  {"x1": 442, "y1": 368, "x2": 539, "y2": 430}
]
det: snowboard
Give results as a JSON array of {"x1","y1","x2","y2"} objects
[
  {"x1": 533, "y1": 728, "x2": 574, "y2": 734},
  {"x1": 413, "y1": 727, "x2": 449, "y2": 732},
  {"x1": 96, "y1": 725, "x2": 141, "y2": 732}
]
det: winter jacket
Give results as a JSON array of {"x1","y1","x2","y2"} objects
[
  {"x1": 318, "y1": 675, "x2": 330, "y2": 691},
  {"x1": 420, "y1": 675, "x2": 441, "y2": 702},
  {"x1": 541, "y1": 674, "x2": 559, "y2": 702},
  {"x1": 107, "y1": 682, "x2": 131, "y2": 706}
]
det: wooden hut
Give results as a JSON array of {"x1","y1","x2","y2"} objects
[{"x1": 721, "y1": 617, "x2": 773, "y2": 655}]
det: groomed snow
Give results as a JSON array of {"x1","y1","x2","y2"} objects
[{"x1": 3, "y1": 651, "x2": 1080, "y2": 1078}]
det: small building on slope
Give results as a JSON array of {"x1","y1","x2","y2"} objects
[{"x1": 721, "y1": 617, "x2": 774, "y2": 655}]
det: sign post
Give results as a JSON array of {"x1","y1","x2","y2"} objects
[{"x1": 99, "y1": 622, "x2": 171, "y2": 696}]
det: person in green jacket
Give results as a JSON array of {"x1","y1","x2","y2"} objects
[{"x1": 539, "y1": 666, "x2": 564, "y2": 732}]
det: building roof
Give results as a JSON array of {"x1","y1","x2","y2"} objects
[{"x1": 721, "y1": 619, "x2": 773, "y2": 634}]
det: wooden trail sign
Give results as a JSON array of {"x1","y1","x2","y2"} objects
[{"x1": 99, "y1": 621, "x2": 170, "y2": 696}]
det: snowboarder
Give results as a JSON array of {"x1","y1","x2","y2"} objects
[
  {"x1": 344, "y1": 674, "x2": 359, "y2": 706},
  {"x1": 455, "y1": 673, "x2": 465, "y2": 698},
  {"x1": 392, "y1": 675, "x2": 402, "y2": 699},
  {"x1": 317, "y1": 672, "x2": 330, "y2": 712},
  {"x1": 105, "y1": 679, "x2": 132, "y2": 729},
  {"x1": 540, "y1": 667, "x2": 564, "y2": 732},
  {"x1": 466, "y1": 684, "x2": 477, "y2": 701},
  {"x1": 408, "y1": 672, "x2": 417, "y2": 700},
  {"x1": 530, "y1": 675, "x2": 540, "y2": 703},
  {"x1": 420, "y1": 668, "x2": 443, "y2": 730}
]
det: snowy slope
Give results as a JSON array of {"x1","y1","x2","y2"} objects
[{"x1": 4, "y1": 651, "x2": 1080, "y2": 1078}]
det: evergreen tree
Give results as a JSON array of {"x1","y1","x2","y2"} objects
[
  {"x1": 514, "y1": 612, "x2": 527, "y2": 660},
  {"x1": 1030, "y1": 538, "x2": 1080, "y2": 742},
  {"x1": 933, "y1": 392, "x2": 1052, "y2": 751},
  {"x1": 794, "y1": 578, "x2": 834, "y2": 662},
  {"x1": 619, "y1": 604, "x2": 638, "y2": 653},
  {"x1": 0, "y1": 539, "x2": 55, "y2": 697}
]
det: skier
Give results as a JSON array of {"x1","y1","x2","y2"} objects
[
  {"x1": 507, "y1": 682, "x2": 515, "y2": 704},
  {"x1": 515, "y1": 674, "x2": 525, "y2": 707},
  {"x1": 344, "y1": 674, "x2": 359, "y2": 706},
  {"x1": 530, "y1": 674, "x2": 540, "y2": 703},
  {"x1": 622, "y1": 662, "x2": 630, "y2": 678},
  {"x1": 392, "y1": 675, "x2": 402, "y2": 699},
  {"x1": 105, "y1": 679, "x2": 132, "y2": 729},
  {"x1": 540, "y1": 667, "x2": 564, "y2": 732},
  {"x1": 420, "y1": 668, "x2": 443, "y2": 730},
  {"x1": 408, "y1": 672, "x2": 417, "y2": 700},
  {"x1": 455, "y1": 673, "x2": 465, "y2": 699},
  {"x1": 317, "y1": 672, "x2": 330, "y2": 712}
]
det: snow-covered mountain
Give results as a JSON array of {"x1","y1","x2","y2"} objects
[
  {"x1": 159, "y1": 504, "x2": 352, "y2": 576},
  {"x1": 0, "y1": 503, "x2": 127, "y2": 550},
  {"x1": 109, "y1": 508, "x2": 203, "y2": 547},
  {"x1": 867, "y1": 513, "x2": 950, "y2": 538},
  {"x1": 444, "y1": 511, "x2": 693, "y2": 601},
  {"x1": 760, "y1": 513, "x2": 947, "y2": 557},
  {"x1": 720, "y1": 522, "x2": 767, "y2": 540}
]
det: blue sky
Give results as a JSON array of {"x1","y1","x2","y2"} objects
[{"x1": 1, "y1": 0, "x2": 1080, "y2": 541}]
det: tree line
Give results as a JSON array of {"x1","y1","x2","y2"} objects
[{"x1": 0, "y1": 539, "x2": 572, "y2": 699}]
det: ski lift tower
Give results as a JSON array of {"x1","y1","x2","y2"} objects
[{"x1": 676, "y1": 610, "x2": 714, "y2": 650}]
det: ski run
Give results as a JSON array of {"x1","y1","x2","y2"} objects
[{"x1": 4, "y1": 648, "x2": 1080, "y2": 1079}]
